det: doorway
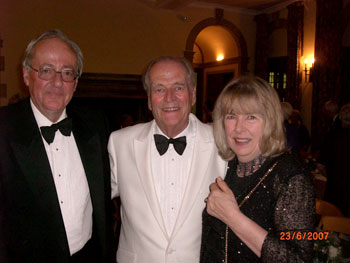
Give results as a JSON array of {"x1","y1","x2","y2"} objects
[
  {"x1": 204, "y1": 71, "x2": 234, "y2": 122},
  {"x1": 185, "y1": 13, "x2": 248, "y2": 122}
]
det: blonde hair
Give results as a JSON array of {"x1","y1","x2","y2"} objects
[{"x1": 213, "y1": 75, "x2": 287, "y2": 161}]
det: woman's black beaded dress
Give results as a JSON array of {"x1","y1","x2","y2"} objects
[{"x1": 200, "y1": 152, "x2": 315, "y2": 263}]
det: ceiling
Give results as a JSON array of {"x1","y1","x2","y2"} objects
[
  {"x1": 139, "y1": 0, "x2": 296, "y2": 63},
  {"x1": 149, "y1": 0, "x2": 300, "y2": 13}
]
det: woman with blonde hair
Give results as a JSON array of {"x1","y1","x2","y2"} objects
[{"x1": 200, "y1": 76, "x2": 315, "y2": 262}]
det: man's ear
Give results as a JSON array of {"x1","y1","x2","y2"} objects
[
  {"x1": 73, "y1": 78, "x2": 78, "y2": 92},
  {"x1": 23, "y1": 67, "x2": 30, "y2": 86},
  {"x1": 147, "y1": 92, "x2": 152, "y2": 111},
  {"x1": 191, "y1": 86, "x2": 197, "y2": 106}
]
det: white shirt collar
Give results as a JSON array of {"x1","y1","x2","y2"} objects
[
  {"x1": 30, "y1": 99, "x2": 68, "y2": 127},
  {"x1": 154, "y1": 115, "x2": 194, "y2": 139}
]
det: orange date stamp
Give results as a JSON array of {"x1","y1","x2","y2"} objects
[{"x1": 280, "y1": 232, "x2": 329, "y2": 240}]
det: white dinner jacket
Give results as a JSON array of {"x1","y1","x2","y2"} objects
[{"x1": 108, "y1": 114, "x2": 226, "y2": 263}]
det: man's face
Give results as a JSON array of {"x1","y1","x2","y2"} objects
[
  {"x1": 148, "y1": 60, "x2": 196, "y2": 138},
  {"x1": 23, "y1": 37, "x2": 78, "y2": 122}
]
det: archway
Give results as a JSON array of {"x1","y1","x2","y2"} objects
[{"x1": 184, "y1": 9, "x2": 249, "y2": 122}]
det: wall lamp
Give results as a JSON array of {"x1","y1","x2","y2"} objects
[
  {"x1": 304, "y1": 58, "x2": 315, "y2": 83},
  {"x1": 216, "y1": 54, "x2": 224, "y2": 61}
]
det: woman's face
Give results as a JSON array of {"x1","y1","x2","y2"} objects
[{"x1": 224, "y1": 110, "x2": 264, "y2": 163}]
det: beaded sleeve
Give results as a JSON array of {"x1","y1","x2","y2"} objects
[{"x1": 260, "y1": 171, "x2": 315, "y2": 262}]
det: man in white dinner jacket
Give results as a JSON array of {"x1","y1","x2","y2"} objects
[{"x1": 108, "y1": 56, "x2": 226, "y2": 263}]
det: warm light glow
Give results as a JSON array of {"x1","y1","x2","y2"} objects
[
  {"x1": 303, "y1": 57, "x2": 315, "y2": 68},
  {"x1": 302, "y1": 56, "x2": 315, "y2": 83},
  {"x1": 216, "y1": 54, "x2": 224, "y2": 61}
]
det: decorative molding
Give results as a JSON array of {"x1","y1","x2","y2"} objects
[
  {"x1": 261, "y1": 0, "x2": 301, "y2": 14},
  {"x1": 189, "y1": 2, "x2": 260, "y2": 15},
  {"x1": 184, "y1": 50, "x2": 195, "y2": 63},
  {"x1": 215, "y1": 8, "x2": 224, "y2": 22},
  {"x1": 188, "y1": 0, "x2": 301, "y2": 15},
  {"x1": 185, "y1": 16, "x2": 248, "y2": 73},
  {"x1": 193, "y1": 42, "x2": 204, "y2": 64},
  {"x1": 184, "y1": 9, "x2": 249, "y2": 121},
  {"x1": 193, "y1": 56, "x2": 247, "y2": 69}
]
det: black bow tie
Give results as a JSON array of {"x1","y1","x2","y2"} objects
[
  {"x1": 40, "y1": 118, "x2": 72, "y2": 144},
  {"x1": 154, "y1": 134, "x2": 187, "y2": 156}
]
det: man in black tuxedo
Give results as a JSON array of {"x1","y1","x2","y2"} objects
[{"x1": 0, "y1": 30, "x2": 113, "y2": 263}]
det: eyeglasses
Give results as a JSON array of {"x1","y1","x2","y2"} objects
[{"x1": 29, "y1": 65, "x2": 78, "y2": 82}]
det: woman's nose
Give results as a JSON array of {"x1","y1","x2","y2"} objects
[{"x1": 234, "y1": 118, "x2": 244, "y2": 132}]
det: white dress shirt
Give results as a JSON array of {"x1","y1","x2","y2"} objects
[
  {"x1": 31, "y1": 100, "x2": 92, "y2": 255},
  {"x1": 151, "y1": 118, "x2": 196, "y2": 235}
]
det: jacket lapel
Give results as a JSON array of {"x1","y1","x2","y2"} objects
[
  {"x1": 10, "y1": 100, "x2": 69, "y2": 254},
  {"x1": 11, "y1": 136, "x2": 67, "y2": 215},
  {"x1": 171, "y1": 115, "x2": 213, "y2": 238},
  {"x1": 68, "y1": 109, "x2": 107, "y2": 223},
  {"x1": 134, "y1": 121, "x2": 169, "y2": 238}
]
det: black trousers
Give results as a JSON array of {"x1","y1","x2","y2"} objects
[{"x1": 70, "y1": 238, "x2": 99, "y2": 263}]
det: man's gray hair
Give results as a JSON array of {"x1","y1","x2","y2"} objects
[
  {"x1": 22, "y1": 29, "x2": 84, "y2": 77},
  {"x1": 142, "y1": 56, "x2": 196, "y2": 93}
]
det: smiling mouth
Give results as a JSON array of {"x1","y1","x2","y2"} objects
[
  {"x1": 235, "y1": 138, "x2": 251, "y2": 143},
  {"x1": 163, "y1": 107, "x2": 179, "y2": 112}
]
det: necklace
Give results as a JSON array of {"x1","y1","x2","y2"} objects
[
  {"x1": 224, "y1": 161, "x2": 278, "y2": 263},
  {"x1": 236, "y1": 155, "x2": 266, "y2": 177}
]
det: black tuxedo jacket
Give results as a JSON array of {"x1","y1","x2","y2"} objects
[{"x1": 0, "y1": 99, "x2": 113, "y2": 263}]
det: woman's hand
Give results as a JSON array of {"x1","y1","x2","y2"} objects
[
  {"x1": 206, "y1": 177, "x2": 268, "y2": 257},
  {"x1": 206, "y1": 177, "x2": 240, "y2": 225}
]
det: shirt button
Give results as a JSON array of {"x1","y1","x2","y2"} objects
[
  {"x1": 60, "y1": 201, "x2": 63, "y2": 204},
  {"x1": 56, "y1": 148, "x2": 59, "y2": 151}
]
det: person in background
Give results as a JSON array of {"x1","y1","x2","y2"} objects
[
  {"x1": 120, "y1": 113, "x2": 134, "y2": 128},
  {"x1": 318, "y1": 103, "x2": 350, "y2": 216},
  {"x1": 281, "y1": 101, "x2": 300, "y2": 154},
  {"x1": 108, "y1": 56, "x2": 226, "y2": 263},
  {"x1": 322, "y1": 99, "x2": 341, "y2": 133},
  {"x1": 200, "y1": 76, "x2": 315, "y2": 262},
  {"x1": 289, "y1": 109, "x2": 311, "y2": 152},
  {"x1": 0, "y1": 29, "x2": 113, "y2": 263}
]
